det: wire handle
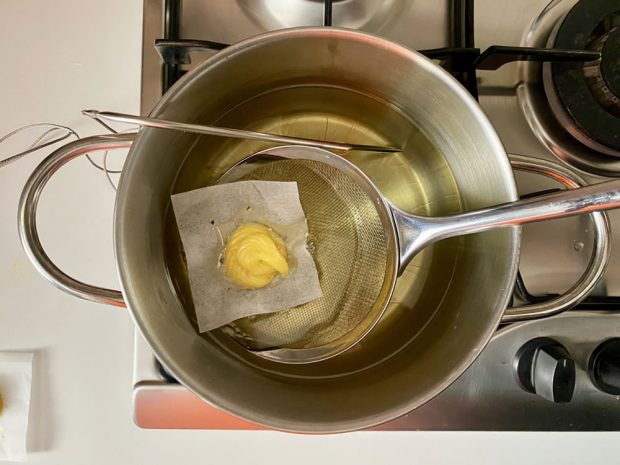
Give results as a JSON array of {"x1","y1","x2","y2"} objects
[
  {"x1": 18, "y1": 134, "x2": 135, "y2": 306},
  {"x1": 501, "y1": 155, "x2": 610, "y2": 322}
]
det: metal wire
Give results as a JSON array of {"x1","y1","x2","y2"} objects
[
  {"x1": 0, "y1": 120, "x2": 132, "y2": 191},
  {"x1": 30, "y1": 127, "x2": 68, "y2": 150},
  {"x1": 0, "y1": 123, "x2": 74, "y2": 168},
  {"x1": 102, "y1": 146, "x2": 119, "y2": 191},
  {"x1": 100, "y1": 126, "x2": 138, "y2": 191}
]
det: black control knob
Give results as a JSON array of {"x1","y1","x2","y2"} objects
[
  {"x1": 589, "y1": 338, "x2": 620, "y2": 395},
  {"x1": 515, "y1": 337, "x2": 575, "y2": 403}
]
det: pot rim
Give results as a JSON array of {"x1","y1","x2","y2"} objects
[{"x1": 115, "y1": 26, "x2": 520, "y2": 433}]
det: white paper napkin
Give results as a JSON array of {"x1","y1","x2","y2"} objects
[
  {"x1": 171, "y1": 180, "x2": 322, "y2": 331},
  {"x1": 0, "y1": 353, "x2": 33, "y2": 462}
]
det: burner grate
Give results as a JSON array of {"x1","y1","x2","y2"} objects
[{"x1": 157, "y1": 0, "x2": 599, "y2": 99}]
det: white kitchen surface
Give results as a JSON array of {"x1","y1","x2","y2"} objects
[{"x1": 0, "y1": 1, "x2": 618, "y2": 464}]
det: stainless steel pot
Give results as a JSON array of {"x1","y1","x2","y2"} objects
[{"x1": 17, "y1": 28, "x2": 611, "y2": 432}]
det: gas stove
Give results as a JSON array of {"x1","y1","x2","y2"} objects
[{"x1": 134, "y1": 0, "x2": 620, "y2": 430}]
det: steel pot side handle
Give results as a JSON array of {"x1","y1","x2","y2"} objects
[
  {"x1": 18, "y1": 134, "x2": 135, "y2": 307},
  {"x1": 502, "y1": 154, "x2": 611, "y2": 322}
]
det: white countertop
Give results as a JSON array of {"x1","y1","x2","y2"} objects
[{"x1": 1, "y1": 1, "x2": 619, "y2": 463}]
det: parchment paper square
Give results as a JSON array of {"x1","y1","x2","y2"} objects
[{"x1": 171, "y1": 181, "x2": 322, "y2": 331}]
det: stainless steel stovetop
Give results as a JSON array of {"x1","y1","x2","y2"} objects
[{"x1": 133, "y1": 0, "x2": 620, "y2": 430}]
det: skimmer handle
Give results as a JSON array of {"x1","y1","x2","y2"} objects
[
  {"x1": 394, "y1": 173, "x2": 620, "y2": 274},
  {"x1": 432, "y1": 180, "x2": 620, "y2": 241}
]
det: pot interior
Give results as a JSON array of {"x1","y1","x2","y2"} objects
[
  {"x1": 116, "y1": 28, "x2": 519, "y2": 432},
  {"x1": 165, "y1": 83, "x2": 464, "y2": 371}
]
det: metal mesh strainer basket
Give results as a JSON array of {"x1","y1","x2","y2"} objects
[{"x1": 218, "y1": 146, "x2": 399, "y2": 363}]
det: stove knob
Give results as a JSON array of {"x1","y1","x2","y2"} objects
[
  {"x1": 589, "y1": 338, "x2": 620, "y2": 395},
  {"x1": 515, "y1": 337, "x2": 575, "y2": 403}
]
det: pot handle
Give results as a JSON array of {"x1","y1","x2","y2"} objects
[
  {"x1": 501, "y1": 154, "x2": 611, "y2": 322},
  {"x1": 18, "y1": 134, "x2": 136, "y2": 307}
]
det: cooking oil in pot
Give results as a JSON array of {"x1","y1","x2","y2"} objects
[{"x1": 164, "y1": 84, "x2": 464, "y2": 372}]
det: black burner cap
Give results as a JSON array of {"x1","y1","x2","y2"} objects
[{"x1": 551, "y1": 0, "x2": 620, "y2": 152}]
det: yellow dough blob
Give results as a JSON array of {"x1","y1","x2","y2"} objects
[{"x1": 224, "y1": 223, "x2": 289, "y2": 289}]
